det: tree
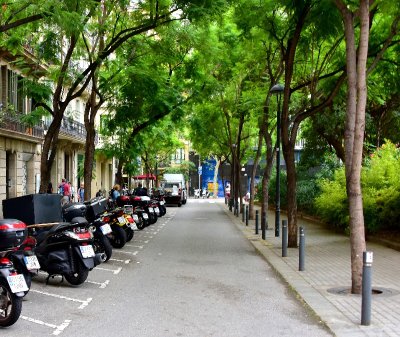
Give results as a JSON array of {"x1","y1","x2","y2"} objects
[{"x1": 21, "y1": 0, "x2": 227, "y2": 193}]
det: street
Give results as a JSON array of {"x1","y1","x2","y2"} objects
[{"x1": 2, "y1": 199, "x2": 332, "y2": 337}]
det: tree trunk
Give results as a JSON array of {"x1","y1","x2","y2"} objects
[
  {"x1": 283, "y1": 143, "x2": 298, "y2": 247},
  {"x1": 335, "y1": 0, "x2": 369, "y2": 294},
  {"x1": 83, "y1": 102, "x2": 97, "y2": 201},
  {"x1": 115, "y1": 160, "x2": 124, "y2": 185},
  {"x1": 249, "y1": 130, "x2": 263, "y2": 220},
  {"x1": 39, "y1": 110, "x2": 64, "y2": 192}
]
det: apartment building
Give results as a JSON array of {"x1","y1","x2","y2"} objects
[{"x1": 0, "y1": 48, "x2": 115, "y2": 217}]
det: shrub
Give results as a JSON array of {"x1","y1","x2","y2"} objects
[
  {"x1": 315, "y1": 141, "x2": 400, "y2": 234},
  {"x1": 315, "y1": 168, "x2": 349, "y2": 231}
]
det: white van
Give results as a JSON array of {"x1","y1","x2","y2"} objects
[{"x1": 161, "y1": 174, "x2": 187, "y2": 206}]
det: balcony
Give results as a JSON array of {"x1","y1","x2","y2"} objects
[
  {"x1": 0, "y1": 113, "x2": 44, "y2": 141},
  {"x1": 44, "y1": 117, "x2": 98, "y2": 145}
]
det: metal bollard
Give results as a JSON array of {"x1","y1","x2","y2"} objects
[
  {"x1": 235, "y1": 201, "x2": 239, "y2": 217},
  {"x1": 361, "y1": 251, "x2": 373, "y2": 326},
  {"x1": 261, "y1": 211, "x2": 266, "y2": 240},
  {"x1": 299, "y1": 227, "x2": 305, "y2": 271},
  {"x1": 282, "y1": 220, "x2": 288, "y2": 257},
  {"x1": 255, "y1": 210, "x2": 259, "y2": 234},
  {"x1": 242, "y1": 204, "x2": 245, "y2": 222},
  {"x1": 245, "y1": 206, "x2": 249, "y2": 226}
]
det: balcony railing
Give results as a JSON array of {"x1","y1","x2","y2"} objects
[
  {"x1": 44, "y1": 117, "x2": 98, "y2": 145},
  {"x1": 0, "y1": 113, "x2": 44, "y2": 139},
  {"x1": 59, "y1": 117, "x2": 86, "y2": 140},
  {"x1": 0, "y1": 113, "x2": 98, "y2": 145}
]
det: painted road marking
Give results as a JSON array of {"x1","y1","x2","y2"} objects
[
  {"x1": 95, "y1": 266, "x2": 122, "y2": 275},
  {"x1": 133, "y1": 239, "x2": 149, "y2": 244},
  {"x1": 20, "y1": 316, "x2": 71, "y2": 336},
  {"x1": 113, "y1": 250, "x2": 139, "y2": 256},
  {"x1": 125, "y1": 244, "x2": 144, "y2": 249},
  {"x1": 86, "y1": 279, "x2": 110, "y2": 289},
  {"x1": 109, "y1": 258, "x2": 131, "y2": 264},
  {"x1": 29, "y1": 289, "x2": 92, "y2": 309}
]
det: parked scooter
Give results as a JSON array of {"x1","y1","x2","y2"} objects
[
  {"x1": 202, "y1": 188, "x2": 210, "y2": 198},
  {"x1": 151, "y1": 191, "x2": 167, "y2": 216},
  {"x1": 129, "y1": 195, "x2": 157, "y2": 225},
  {"x1": 116, "y1": 195, "x2": 149, "y2": 230},
  {"x1": 22, "y1": 217, "x2": 103, "y2": 285},
  {"x1": 63, "y1": 202, "x2": 113, "y2": 263},
  {"x1": 0, "y1": 219, "x2": 30, "y2": 327},
  {"x1": 194, "y1": 189, "x2": 201, "y2": 199}
]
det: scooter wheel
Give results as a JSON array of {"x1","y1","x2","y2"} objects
[
  {"x1": 64, "y1": 261, "x2": 89, "y2": 286},
  {"x1": 0, "y1": 279, "x2": 23, "y2": 327},
  {"x1": 136, "y1": 219, "x2": 145, "y2": 230},
  {"x1": 126, "y1": 228, "x2": 134, "y2": 242},
  {"x1": 94, "y1": 235, "x2": 113, "y2": 262},
  {"x1": 109, "y1": 226, "x2": 127, "y2": 249}
]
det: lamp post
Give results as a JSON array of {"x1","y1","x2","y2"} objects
[{"x1": 270, "y1": 84, "x2": 284, "y2": 237}]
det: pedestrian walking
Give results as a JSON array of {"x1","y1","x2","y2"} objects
[
  {"x1": 77, "y1": 182, "x2": 85, "y2": 202},
  {"x1": 111, "y1": 184, "x2": 121, "y2": 202},
  {"x1": 58, "y1": 178, "x2": 71, "y2": 206}
]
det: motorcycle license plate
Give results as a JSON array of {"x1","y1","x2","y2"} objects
[
  {"x1": 79, "y1": 245, "x2": 95, "y2": 258},
  {"x1": 130, "y1": 223, "x2": 138, "y2": 231},
  {"x1": 160, "y1": 201, "x2": 165, "y2": 205},
  {"x1": 148, "y1": 208, "x2": 154, "y2": 213},
  {"x1": 132, "y1": 214, "x2": 139, "y2": 222},
  {"x1": 100, "y1": 224, "x2": 112, "y2": 235},
  {"x1": 24, "y1": 255, "x2": 41, "y2": 270},
  {"x1": 143, "y1": 213, "x2": 149, "y2": 219},
  {"x1": 118, "y1": 216, "x2": 126, "y2": 224},
  {"x1": 7, "y1": 274, "x2": 29, "y2": 293},
  {"x1": 154, "y1": 207, "x2": 160, "y2": 213}
]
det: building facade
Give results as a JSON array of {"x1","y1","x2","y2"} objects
[{"x1": 0, "y1": 48, "x2": 115, "y2": 217}]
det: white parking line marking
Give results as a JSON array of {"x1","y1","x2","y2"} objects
[
  {"x1": 53, "y1": 319, "x2": 72, "y2": 335},
  {"x1": 95, "y1": 266, "x2": 122, "y2": 275},
  {"x1": 21, "y1": 316, "x2": 72, "y2": 335},
  {"x1": 125, "y1": 244, "x2": 143, "y2": 249},
  {"x1": 21, "y1": 315, "x2": 58, "y2": 329},
  {"x1": 110, "y1": 258, "x2": 131, "y2": 264},
  {"x1": 86, "y1": 279, "x2": 110, "y2": 288},
  {"x1": 114, "y1": 250, "x2": 139, "y2": 256},
  {"x1": 134, "y1": 240, "x2": 149, "y2": 244},
  {"x1": 29, "y1": 289, "x2": 92, "y2": 309}
]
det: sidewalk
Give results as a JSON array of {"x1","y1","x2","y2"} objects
[{"x1": 221, "y1": 202, "x2": 400, "y2": 337}]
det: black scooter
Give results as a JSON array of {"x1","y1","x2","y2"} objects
[
  {"x1": 0, "y1": 219, "x2": 30, "y2": 327},
  {"x1": 23, "y1": 217, "x2": 103, "y2": 285},
  {"x1": 64, "y1": 202, "x2": 113, "y2": 263}
]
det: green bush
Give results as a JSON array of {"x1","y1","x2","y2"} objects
[
  {"x1": 315, "y1": 141, "x2": 400, "y2": 233},
  {"x1": 315, "y1": 168, "x2": 349, "y2": 230}
]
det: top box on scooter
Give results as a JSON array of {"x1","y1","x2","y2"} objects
[
  {"x1": 0, "y1": 219, "x2": 27, "y2": 250},
  {"x1": 2, "y1": 194, "x2": 63, "y2": 225},
  {"x1": 62, "y1": 202, "x2": 87, "y2": 222},
  {"x1": 84, "y1": 197, "x2": 108, "y2": 221}
]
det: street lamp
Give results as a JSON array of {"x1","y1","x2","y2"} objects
[{"x1": 270, "y1": 83, "x2": 284, "y2": 237}]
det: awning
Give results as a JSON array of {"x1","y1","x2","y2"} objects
[{"x1": 133, "y1": 174, "x2": 156, "y2": 180}]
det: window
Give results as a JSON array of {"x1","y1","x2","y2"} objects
[{"x1": 7, "y1": 70, "x2": 26, "y2": 113}]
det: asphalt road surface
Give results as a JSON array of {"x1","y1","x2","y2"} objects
[{"x1": 2, "y1": 198, "x2": 332, "y2": 337}]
